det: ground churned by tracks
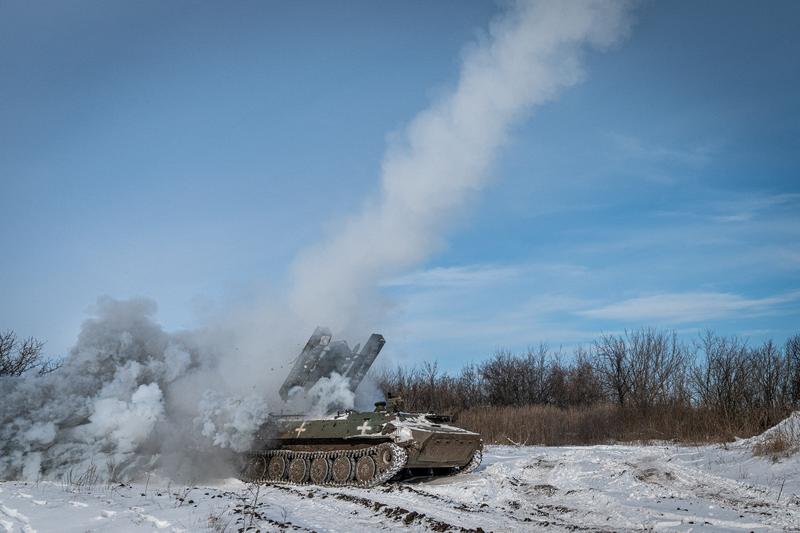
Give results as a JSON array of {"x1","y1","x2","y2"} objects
[{"x1": 1, "y1": 444, "x2": 799, "y2": 531}]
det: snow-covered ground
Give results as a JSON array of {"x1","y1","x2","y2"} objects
[{"x1": 1, "y1": 441, "x2": 798, "y2": 533}]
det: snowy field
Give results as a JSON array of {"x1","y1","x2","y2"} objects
[{"x1": 1, "y1": 441, "x2": 798, "y2": 533}]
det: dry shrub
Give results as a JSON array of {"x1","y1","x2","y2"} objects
[
  {"x1": 454, "y1": 404, "x2": 789, "y2": 446},
  {"x1": 752, "y1": 431, "x2": 793, "y2": 458},
  {"x1": 752, "y1": 420, "x2": 799, "y2": 459},
  {"x1": 456, "y1": 404, "x2": 619, "y2": 446}
]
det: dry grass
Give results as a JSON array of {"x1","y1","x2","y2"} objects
[
  {"x1": 454, "y1": 404, "x2": 786, "y2": 446},
  {"x1": 456, "y1": 404, "x2": 619, "y2": 446},
  {"x1": 752, "y1": 431, "x2": 793, "y2": 458},
  {"x1": 752, "y1": 423, "x2": 799, "y2": 460}
]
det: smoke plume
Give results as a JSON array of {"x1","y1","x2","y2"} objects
[
  {"x1": 0, "y1": 298, "x2": 272, "y2": 481},
  {"x1": 290, "y1": 0, "x2": 633, "y2": 331}
]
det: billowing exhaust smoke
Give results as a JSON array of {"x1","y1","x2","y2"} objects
[
  {"x1": 0, "y1": 298, "x2": 271, "y2": 481},
  {"x1": 290, "y1": 0, "x2": 633, "y2": 331}
]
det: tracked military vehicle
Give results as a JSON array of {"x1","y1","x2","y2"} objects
[{"x1": 240, "y1": 327, "x2": 482, "y2": 487}]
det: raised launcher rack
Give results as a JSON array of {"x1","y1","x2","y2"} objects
[{"x1": 278, "y1": 326, "x2": 385, "y2": 401}]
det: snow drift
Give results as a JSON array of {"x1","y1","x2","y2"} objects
[{"x1": 739, "y1": 411, "x2": 800, "y2": 457}]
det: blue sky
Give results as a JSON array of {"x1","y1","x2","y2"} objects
[{"x1": 1, "y1": 1, "x2": 798, "y2": 370}]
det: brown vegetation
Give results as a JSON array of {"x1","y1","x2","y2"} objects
[
  {"x1": 376, "y1": 329, "x2": 800, "y2": 445},
  {"x1": 752, "y1": 429, "x2": 795, "y2": 459},
  {"x1": 454, "y1": 404, "x2": 783, "y2": 446},
  {"x1": 751, "y1": 414, "x2": 799, "y2": 459}
]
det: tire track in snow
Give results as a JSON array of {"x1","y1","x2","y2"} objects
[
  {"x1": 263, "y1": 478, "x2": 610, "y2": 532},
  {"x1": 520, "y1": 445, "x2": 799, "y2": 531},
  {"x1": 0, "y1": 504, "x2": 35, "y2": 533},
  {"x1": 626, "y1": 449, "x2": 800, "y2": 528},
  {"x1": 263, "y1": 483, "x2": 484, "y2": 532}
]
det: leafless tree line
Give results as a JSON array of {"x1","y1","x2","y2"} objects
[
  {"x1": 377, "y1": 328, "x2": 800, "y2": 441},
  {"x1": 0, "y1": 330, "x2": 62, "y2": 377}
]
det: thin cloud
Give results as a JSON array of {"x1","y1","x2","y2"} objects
[
  {"x1": 382, "y1": 264, "x2": 522, "y2": 289},
  {"x1": 386, "y1": 289, "x2": 598, "y2": 347},
  {"x1": 777, "y1": 248, "x2": 800, "y2": 268},
  {"x1": 709, "y1": 192, "x2": 800, "y2": 223},
  {"x1": 654, "y1": 192, "x2": 800, "y2": 224},
  {"x1": 579, "y1": 290, "x2": 800, "y2": 323},
  {"x1": 606, "y1": 132, "x2": 716, "y2": 167},
  {"x1": 388, "y1": 313, "x2": 597, "y2": 347},
  {"x1": 383, "y1": 262, "x2": 589, "y2": 289}
]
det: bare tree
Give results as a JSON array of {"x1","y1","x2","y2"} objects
[
  {"x1": 749, "y1": 340, "x2": 785, "y2": 412},
  {"x1": 521, "y1": 344, "x2": 552, "y2": 405},
  {"x1": 594, "y1": 329, "x2": 688, "y2": 411},
  {"x1": 691, "y1": 331, "x2": 751, "y2": 421},
  {"x1": 628, "y1": 329, "x2": 689, "y2": 410},
  {"x1": 787, "y1": 334, "x2": 800, "y2": 406},
  {"x1": 480, "y1": 349, "x2": 522, "y2": 406},
  {"x1": 453, "y1": 363, "x2": 484, "y2": 410},
  {"x1": 564, "y1": 347, "x2": 605, "y2": 406},
  {"x1": 593, "y1": 332, "x2": 630, "y2": 407},
  {"x1": 0, "y1": 330, "x2": 62, "y2": 377}
]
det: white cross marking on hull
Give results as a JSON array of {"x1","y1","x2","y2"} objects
[
  {"x1": 295, "y1": 421, "x2": 307, "y2": 437},
  {"x1": 356, "y1": 421, "x2": 373, "y2": 435}
]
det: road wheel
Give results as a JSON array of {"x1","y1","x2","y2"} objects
[
  {"x1": 375, "y1": 443, "x2": 395, "y2": 471},
  {"x1": 288, "y1": 457, "x2": 309, "y2": 483},
  {"x1": 355, "y1": 456, "x2": 376, "y2": 483},
  {"x1": 309, "y1": 457, "x2": 330, "y2": 484},
  {"x1": 267, "y1": 455, "x2": 286, "y2": 481},
  {"x1": 331, "y1": 456, "x2": 352, "y2": 483},
  {"x1": 244, "y1": 455, "x2": 268, "y2": 481}
]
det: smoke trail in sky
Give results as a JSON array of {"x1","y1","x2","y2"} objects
[{"x1": 289, "y1": 0, "x2": 633, "y2": 331}]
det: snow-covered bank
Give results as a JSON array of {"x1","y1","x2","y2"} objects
[{"x1": 1, "y1": 443, "x2": 798, "y2": 532}]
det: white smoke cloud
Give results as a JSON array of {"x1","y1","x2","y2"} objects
[
  {"x1": 287, "y1": 372, "x2": 356, "y2": 416},
  {"x1": 289, "y1": 0, "x2": 633, "y2": 332},
  {"x1": 0, "y1": 298, "x2": 270, "y2": 481},
  {"x1": 196, "y1": 391, "x2": 271, "y2": 452}
]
